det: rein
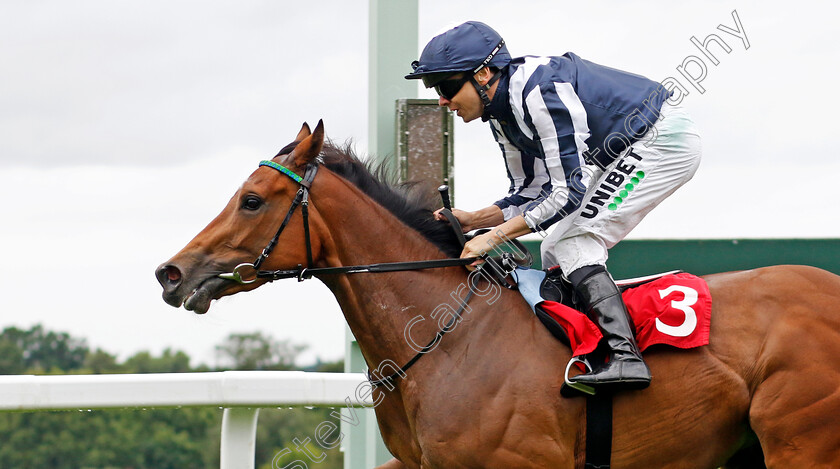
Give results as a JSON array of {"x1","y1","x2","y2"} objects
[
  {"x1": 218, "y1": 160, "x2": 478, "y2": 284},
  {"x1": 217, "y1": 158, "x2": 492, "y2": 389},
  {"x1": 217, "y1": 159, "x2": 536, "y2": 391}
]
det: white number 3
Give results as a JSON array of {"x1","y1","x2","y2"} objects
[{"x1": 655, "y1": 285, "x2": 698, "y2": 337}]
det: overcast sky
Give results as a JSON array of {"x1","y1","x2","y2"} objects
[{"x1": 1, "y1": 0, "x2": 837, "y2": 366}]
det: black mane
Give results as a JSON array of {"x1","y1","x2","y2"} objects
[{"x1": 282, "y1": 141, "x2": 463, "y2": 258}]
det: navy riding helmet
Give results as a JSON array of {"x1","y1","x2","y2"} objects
[{"x1": 405, "y1": 21, "x2": 511, "y2": 105}]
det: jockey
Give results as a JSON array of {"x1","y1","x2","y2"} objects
[{"x1": 405, "y1": 21, "x2": 702, "y2": 390}]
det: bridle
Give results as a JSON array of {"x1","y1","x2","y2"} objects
[
  {"x1": 218, "y1": 159, "x2": 480, "y2": 284},
  {"x1": 218, "y1": 160, "x2": 320, "y2": 284},
  {"x1": 216, "y1": 158, "x2": 533, "y2": 388},
  {"x1": 216, "y1": 158, "x2": 493, "y2": 388}
]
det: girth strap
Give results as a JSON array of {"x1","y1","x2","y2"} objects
[{"x1": 584, "y1": 392, "x2": 613, "y2": 469}]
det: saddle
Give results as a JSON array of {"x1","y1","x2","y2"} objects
[
  {"x1": 513, "y1": 267, "x2": 712, "y2": 468},
  {"x1": 512, "y1": 267, "x2": 712, "y2": 360}
]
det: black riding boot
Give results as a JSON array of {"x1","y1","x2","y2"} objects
[{"x1": 569, "y1": 269, "x2": 651, "y2": 390}]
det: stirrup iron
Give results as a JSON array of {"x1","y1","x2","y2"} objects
[{"x1": 564, "y1": 356, "x2": 596, "y2": 396}]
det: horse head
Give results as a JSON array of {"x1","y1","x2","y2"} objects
[{"x1": 155, "y1": 121, "x2": 327, "y2": 314}]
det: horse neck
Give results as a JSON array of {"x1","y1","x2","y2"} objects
[{"x1": 312, "y1": 172, "x2": 470, "y2": 368}]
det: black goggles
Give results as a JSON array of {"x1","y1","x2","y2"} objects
[{"x1": 432, "y1": 75, "x2": 471, "y2": 100}]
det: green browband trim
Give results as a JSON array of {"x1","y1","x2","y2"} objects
[{"x1": 259, "y1": 160, "x2": 303, "y2": 183}]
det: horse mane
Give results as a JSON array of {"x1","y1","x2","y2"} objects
[{"x1": 277, "y1": 141, "x2": 463, "y2": 258}]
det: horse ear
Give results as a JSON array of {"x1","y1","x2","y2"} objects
[
  {"x1": 292, "y1": 119, "x2": 324, "y2": 167},
  {"x1": 295, "y1": 122, "x2": 312, "y2": 142}
]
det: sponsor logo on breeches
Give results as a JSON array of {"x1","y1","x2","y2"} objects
[{"x1": 580, "y1": 150, "x2": 645, "y2": 219}]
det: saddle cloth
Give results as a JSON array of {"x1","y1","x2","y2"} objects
[{"x1": 512, "y1": 268, "x2": 712, "y2": 357}]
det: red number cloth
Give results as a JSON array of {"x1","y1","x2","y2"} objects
[
  {"x1": 536, "y1": 273, "x2": 712, "y2": 357},
  {"x1": 622, "y1": 272, "x2": 712, "y2": 351}
]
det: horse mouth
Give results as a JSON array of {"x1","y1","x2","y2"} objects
[{"x1": 182, "y1": 276, "x2": 228, "y2": 315}]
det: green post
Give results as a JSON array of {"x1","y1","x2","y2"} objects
[
  {"x1": 342, "y1": 2, "x2": 418, "y2": 469},
  {"x1": 368, "y1": 0, "x2": 418, "y2": 171}
]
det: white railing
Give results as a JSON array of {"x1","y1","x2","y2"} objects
[{"x1": 0, "y1": 371, "x2": 372, "y2": 469}]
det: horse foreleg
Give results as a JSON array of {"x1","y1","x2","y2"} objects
[{"x1": 374, "y1": 457, "x2": 407, "y2": 469}]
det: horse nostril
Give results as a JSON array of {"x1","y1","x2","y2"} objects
[
  {"x1": 166, "y1": 266, "x2": 181, "y2": 283},
  {"x1": 156, "y1": 264, "x2": 183, "y2": 290}
]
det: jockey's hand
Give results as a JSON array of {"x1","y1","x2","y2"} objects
[
  {"x1": 459, "y1": 216, "x2": 532, "y2": 271},
  {"x1": 433, "y1": 208, "x2": 475, "y2": 233},
  {"x1": 460, "y1": 231, "x2": 495, "y2": 270}
]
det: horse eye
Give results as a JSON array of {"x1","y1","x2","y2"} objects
[{"x1": 241, "y1": 195, "x2": 263, "y2": 211}]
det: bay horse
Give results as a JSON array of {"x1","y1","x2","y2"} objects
[{"x1": 156, "y1": 121, "x2": 840, "y2": 468}]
